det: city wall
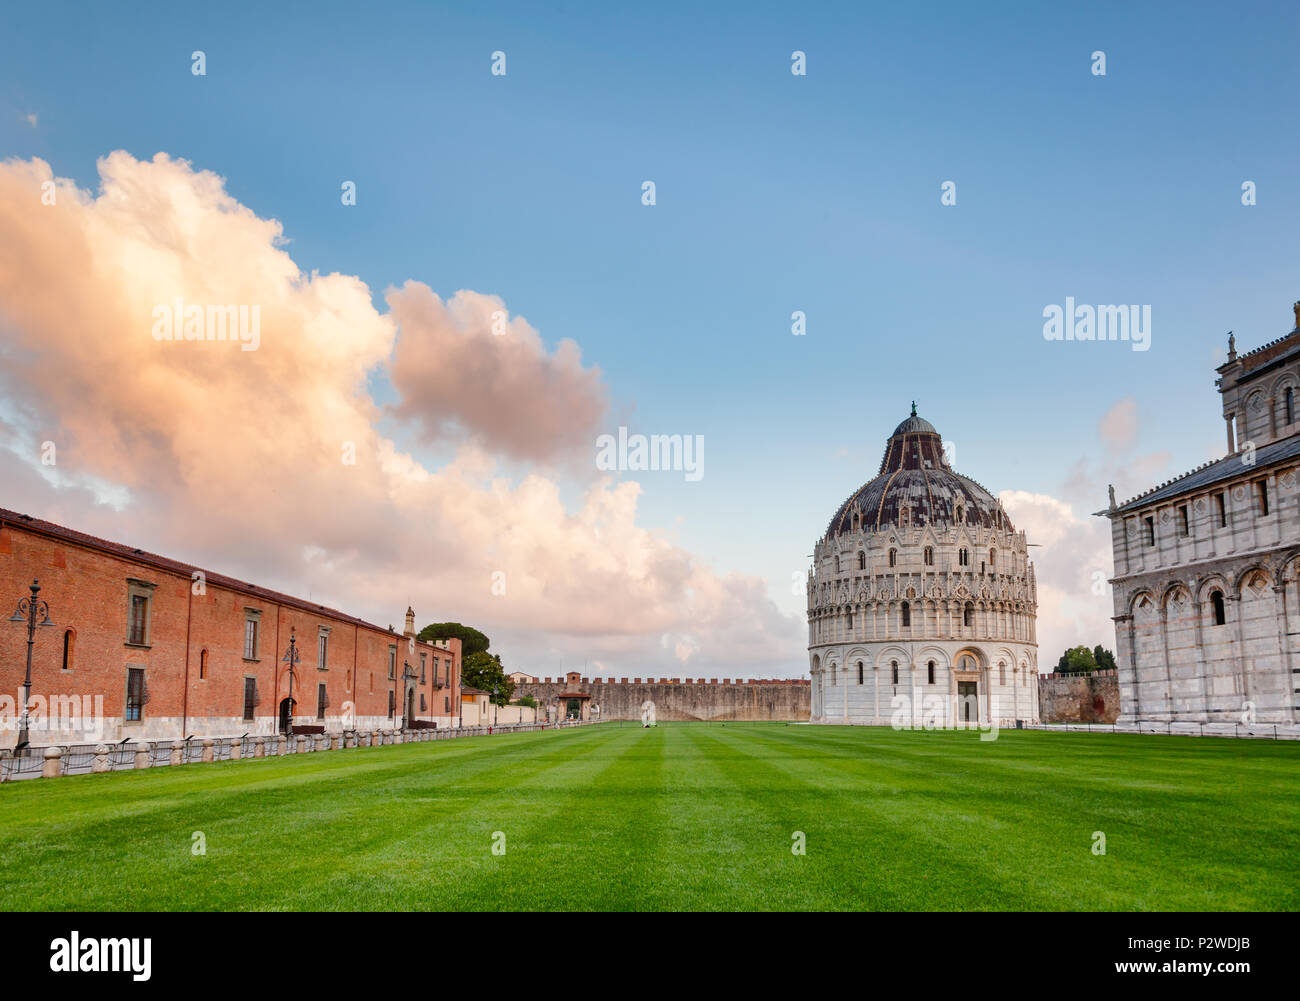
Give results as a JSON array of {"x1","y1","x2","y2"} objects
[
  {"x1": 514, "y1": 677, "x2": 811, "y2": 721},
  {"x1": 1037, "y1": 670, "x2": 1120, "y2": 724}
]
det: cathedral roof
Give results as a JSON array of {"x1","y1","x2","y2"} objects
[
  {"x1": 825, "y1": 408, "x2": 1011, "y2": 537},
  {"x1": 1108, "y1": 432, "x2": 1300, "y2": 515}
]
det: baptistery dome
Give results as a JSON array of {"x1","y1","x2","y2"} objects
[
  {"x1": 807, "y1": 405, "x2": 1039, "y2": 728},
  {"x1": 826, "y1": 404, "x2": 1010, "y2": 535}
]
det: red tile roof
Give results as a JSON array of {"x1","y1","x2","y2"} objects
[{"x1": 0, "y1": 506, "x2": 416, "y2": 639}]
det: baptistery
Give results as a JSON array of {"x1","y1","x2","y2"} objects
[{"x1": 807, "y1": 406, "x2": 1039, "y2": 725}]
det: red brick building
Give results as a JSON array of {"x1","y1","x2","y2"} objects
[{"x1": 0, "y1": 508, "x2": 461, "y2": 746}]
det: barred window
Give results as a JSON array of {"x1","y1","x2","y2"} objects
[
  {"x1": 126, "y1": 667, "x2": 145, "y2": 722},
  {"x1": 317, "y1": 682, "x2": 327, "y2": 720},
  {"x1": 243, "y1": 677, "x2": 257, "y2": 721},
  {"x1": 388, "y1": 690, "x2": 396, "y2": 718},
  {"x1": 244, "y1": 617, "x2": 259, "y2": 659},
  {"x1": 128, "y1": 594, "x2": 149, "y2": 645}
]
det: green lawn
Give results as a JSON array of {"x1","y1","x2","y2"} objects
[{"x1": 0, "y1": 723, "x2": 1295, "y2": 910}]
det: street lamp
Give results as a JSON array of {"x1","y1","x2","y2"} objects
[
  {"x1": 281, "y1": 627, "x2": 300, "y2": 737},
  {"x1": 8, "y1": 579, "x2": 55, "y2": 754}
]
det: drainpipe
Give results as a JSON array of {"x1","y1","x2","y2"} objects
[
  {"x1": 272, "y1": 605, "x2": 281, "y2": 734},
  {"x1": 181, "y1": 579, "x2": 193, "y2": 740}
]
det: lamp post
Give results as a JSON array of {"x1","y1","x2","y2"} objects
[
  {"x1": 281, "y1": 628, "x2": 300, "y2": 737},
  {"x1": 8, "y1": 579, "x2": 55, "y2": 754}
]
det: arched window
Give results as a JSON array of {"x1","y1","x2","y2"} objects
[
  {"x1": 999, "y1": 661, "x2": 1006, "y2": 685},
  {"x1": 61, "y1": 630, "x2": 74, "y2": 672},
  {"x1": 858, "y1": 551, "x2": 866, "y2": 570},
  {"x1": 956, "y1": 505, "x2": 965, "y2": 523},
  {"x1": 1211, "y1": 590, "x2": 1226, "y2": 626},
  {"x1": 927, "y1": 660, "x2": 935, "y2": 685},
  {"x1": 891, "y1": 661, "x2": 898, "y2": 685},
  {"x1": 831, "y1": 664, "x2": 837, "y2": 686},
  {"x1": 989, "y1": 548, "x2": 996, "y2": 568},
  {"x1": 959, "y1": 548, "x2": 969, "y2": 566},
  {"x1": 1286, "y1": 386, "x2": 1295, "y2": 425},
  {"x1": 857, "y1": 661, "x2": 864, "y2": 685},
  {"x1": 924, "y1": 546, "x2": 933, "y2": 565},
  {"x1": 834, "y1": 555, "x2": 841, "y2": 573},
  {"x1": 846, "y1": 610, "x2": 853, "y2": 631},
  {"x1": 888, "y1": 548, "x2": 897, "y2": 567},
  {"x1": 963, "y1": 602, "x2": 974, "y2": 627},
  {"x1": 199, "y1": 648, "x2": 208, "y2": 680},
  {"x1": 901, "y1": 601, "x2": 911, "y2": 627}
]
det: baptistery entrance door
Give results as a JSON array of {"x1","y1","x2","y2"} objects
[{"x1": 957, "y1": 682, "x2": 978, "y2": 723}]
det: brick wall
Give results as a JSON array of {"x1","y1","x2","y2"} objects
[
  {"x1": 1037, "y1": 671, "x2": 1119, "y2": 723},
  {"x1": 0, "y1": 514, "x2": 461, "y2": 745},
  {"x1": 516, "y1": 678, "x2": 811, "y2": 721}
]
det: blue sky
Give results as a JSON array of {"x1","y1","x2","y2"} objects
[{"x1": 1, "y1": 1, "x2": 1297, "y2": 672}]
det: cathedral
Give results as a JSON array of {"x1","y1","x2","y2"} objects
[
  {"x1": 1100, "y1": 301, "x2": 1300, "y2": 728},
  {"x1": 807, "y1": 406, "x2": 1040, "y2": 726}
]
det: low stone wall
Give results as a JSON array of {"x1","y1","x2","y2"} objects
[
  {"x1": 0, "y1": 720, "x2": 591, "y2": 783},
  {"x1": 515, "y1": 678, "x2": 811, "y2": 721},
  {"x1": 1037, "y1": 671, "x2": 1119, "y2": 723}
]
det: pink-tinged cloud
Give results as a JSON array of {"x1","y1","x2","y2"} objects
[
  {"x1": 999, "y1": 490, "x2": 1115, "y2": 668},
  {"x1": 1098, "y1": 398, "x2": 1138, "y2": 453},
  {"x1": 0, "y1": 152, "x2": 801, "y2": 675},
  {"x1": 386, "y1": 282, "x2": 608, "y2": 464}
]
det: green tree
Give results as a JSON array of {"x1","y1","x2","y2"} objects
[
  {"x1": 1055, "y1": 645, "x2": 1099, "y2": 674},
  {"x1": 418, "y1": 622, "x2": 490, "y2": 659},
  {"x1": 462, "y1": 651, "x2": 514, "y2": 705},
  {"x1": 1092, "y1": 645, "x2": 1117, "y2": 672},
  {"x1": 514, "y1": 695, "x2": 538, "y2": 709}
]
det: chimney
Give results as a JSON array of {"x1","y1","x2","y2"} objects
[{"x1": 404, "y1": 606, "x2": 416, "y2": 637}]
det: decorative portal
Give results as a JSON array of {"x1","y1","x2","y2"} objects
[{"x1": 640, "y1": 700, "x2": 657, "y2": 727}]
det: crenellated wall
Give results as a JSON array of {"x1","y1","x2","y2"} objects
[
  {"x1": 1037, "y1": 671, "x2": 1119, "y2": 723},
  {"x1": 513, "y1": 678, "x2": 810, "y2": 721}
]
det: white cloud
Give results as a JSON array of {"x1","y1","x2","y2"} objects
[{"x1": 0, "y1": 152, "x2": 802, "y2": 677}]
